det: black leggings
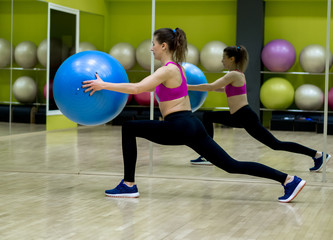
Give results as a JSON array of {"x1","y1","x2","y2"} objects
[
  {"x1": 202, "y1": 105, "x2": 317, "y2": 157},
  {"x1": 122, "y1": 111, "x2": 287, "y2": 183}
]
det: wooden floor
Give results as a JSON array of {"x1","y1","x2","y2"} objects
[{"x1": 0, "y1": 124, "x2": 332, "y2": 240}]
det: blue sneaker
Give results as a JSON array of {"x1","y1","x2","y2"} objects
[
  {"x1": 278, "y1": 176, "x2": 306, "y2": 203},
  {"x1": 105, "y1": 179, "x2": 140, "y2": 198},
  {"x1": 190, "y1": 156, "x2": 213, "y2": 165},
  {"x1": 310, "y1": 153, "x2": 331, "y2": 172}
]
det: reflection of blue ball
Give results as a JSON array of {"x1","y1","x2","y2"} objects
[
  {"x1": 53, "y1": 50, "x2": 128, "y2": 125},
  {"x1": 182, "y1": 62, "x2": 208, "y2": 112}
]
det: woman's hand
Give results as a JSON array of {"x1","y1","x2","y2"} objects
[{"x1": 82, "y1": 73, "x2": 105, "y2": 96}]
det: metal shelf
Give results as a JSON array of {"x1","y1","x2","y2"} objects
[
  {"x1": 0, "y1": 101, "x2": 46, "y2": 106},
  {"x1": 260, "y1": 108, "x2": 333, "y2": 114},
  {"x1": 0, "y1": 67, "x2": 47, "y2": 71},
  {"x1": 260, "y1": 71, "x2": 333, "y2": 76}
]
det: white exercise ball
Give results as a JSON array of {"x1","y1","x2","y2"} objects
[
  {"x1": 14, "y1": 41, "x2": 37, "y2": 68},
  {"x1": 0, "y1": 38, "x2": 11, "y2": 67},
  {"x1": 109, "y1": 42, "x2": 136, "y2": 70},
  {"x1": 78, "y1": 42, "x2": 97, "y2": 52},
  {"x1": 299, "y1": 44, "x2": 333, "y2": 73},
  {"x1": 200, "y1": 40, "x2": 227, "y2": 72},
  {"x1": 136, "y1": 39, "x2": 161, "y2": 70},
  {"x1": 37, "y1": 38, "x2": 69, "y2": 69},
  {"x1": 295, "y1": 84, "x2": 323, "y2": 110},
  {"x1": 13, "y1": 76, "x2": 37, "y2": 103},
  {"x1": 37, "y1": 39, "x2": 47, "y2": 67},
  {"x1": 186, "y1": 43, "x2": 200, "y2": 66},
  {"x1": 69, "y1": 42, "x2": 97, "y2": 56}
]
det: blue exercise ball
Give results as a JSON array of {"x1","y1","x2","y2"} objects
[
  {"x1": 53, "y1": 50, "x2": 129, "y2": 125},
  {"x1": 182, "y1": 62, "x2": 208, "y2": 112}
]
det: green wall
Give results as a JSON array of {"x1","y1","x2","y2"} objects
[
  {"x1": 0, "y1": 1, "x2": 11, "y2": 40},
  {"x1": 42, "y1": 0, "x2": 106, "y2": 16},
  {"x1": 0, "y1": 2, "x2": 12, "y2": 102},
  {"x1": 80, "y1": 12, "x2": 105, "y2": 51}
]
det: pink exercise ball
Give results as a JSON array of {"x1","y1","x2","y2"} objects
[
  {"x1": 328, "y1": 87, "x2": 333, "y2": 110},
  {"x1": 127, "y1": 94, "x2": 133, "y2": 104},
  {"x1": 134, "y1": 92, "x2": 158, "y2": 106},
  {"x1": 261, "y1": 39, "x2": 296, "y2": 72},
  {"x1": 43, "y1": 79, "x2": 54, "y2": 100}
]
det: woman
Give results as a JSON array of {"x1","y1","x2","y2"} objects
[
  {"x1": 188, "y1": 45, "x2": 330, "y2": 170},
  {"x1": 82, "y1": 28, "x2": 305, "y2": 203}
]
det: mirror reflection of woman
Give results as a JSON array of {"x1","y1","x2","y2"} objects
[{"x1": 188, "y1": 45, "x2": 330, "y2": 171}]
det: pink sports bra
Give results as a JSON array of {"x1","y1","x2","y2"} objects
[
  {"x1": 224, "y1": 71, "x2": 247, "y2": 97},
  {"x1": 155, "y1": 62, "x2": 188, "y2": 102}
]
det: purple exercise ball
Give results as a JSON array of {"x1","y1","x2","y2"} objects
[{"x1": 261, "y1": 39, "x2": 296, "y2": 72}]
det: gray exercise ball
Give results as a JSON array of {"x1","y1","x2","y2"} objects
[
  {"x1": 0, "y1": 38, "x2": 11, "y2": 67},
  {"x1": 136, "y1": 39, "x2": 161, "y2": 70},
  {"x1": 37, "y1": 39, "x2": 47, "y2": 67},
  {"x1": 200, "y1": 40, "x2": 227, "y2": 72},
  {"x1": 299, "y1": 44, "x2": 333, "y2": 73},
  {"x1": 186, "y1": 43, "x2": 200, "y2": 66},
  {"x1": 295, "y1": 84, "x2": 323, "y2": 110},
  {"x1": 14, "y1": 41, "x2": 37, "y2": 68},
  {"x1": 37, "y1": 38, "x2": 69, "y2": 69},
  {"x1": 109, "y1": 42, "x2": 136, "y2": 70},
  {"x1": 79, "y1": 42, "x2": 97, "y2": 52},
  {"x1": 13, "y1": 76, "x2": 37, "y2": 103}
]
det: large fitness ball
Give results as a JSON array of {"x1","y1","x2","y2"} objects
[
  {"x1": 78, "y1": 42, "x2": 97, "y2": 52},
  {"x1": 299, "y1": 44, "x2": 333, "y2": 73},
  {"x1": 44, "y1": 78, "x2": 54, "y2": 101},
  {"x1": 134, "y1": 92, "x2": 158, "y2": 106},
  {"x1": 186, "y1": 43, "x2": 200, "y2": 66},
  {"x1": 14, "y1": 41, "x2": 37, "y2": 68},
  {"x1": 295, "y1": 84, "x2": 323, "y2": 110},
  {"x1": 53, "y1": 51, "x2": 129, "y2": 125},
  {"x1": 200, "y1": 41, "x2": 227, "y2": 72},
  {"x1": 69, "y1": 42, "x2": 97, "y2": 56},
  {"x1": 136, "y1": 39, "x2": 161, "y2": 70},
  {"x1": 0, "y1": 38, "x2": 11, "y2": 67},
  {"x1": 109, "y1": 42, "x2": 136, "y2": 70},
  {"x1": 260, "y1": 77, "x2": 294, "y2": 109},
  {"x1": 13, "y1": 76, "x2": 37, "y2": 103},
  {"x1": 261, "y1": 39, "x2": 296, "y2": 72},
  {"x1": 328, "y1": 87, "x2": 333, "y2": 111},
  {"x1": 182, "y1": 62, "x2": 208, "y2": 112},
  {"x1": 37, "y1": 38, "x2": 69, "y2": 69}
]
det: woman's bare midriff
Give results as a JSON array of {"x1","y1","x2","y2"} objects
[
  {"x1": 159, "y1": 95, "x2": 192, "y2": 118},
  {"x1": 227, "y1": 94, "x2": 248, "y2": 114}
]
